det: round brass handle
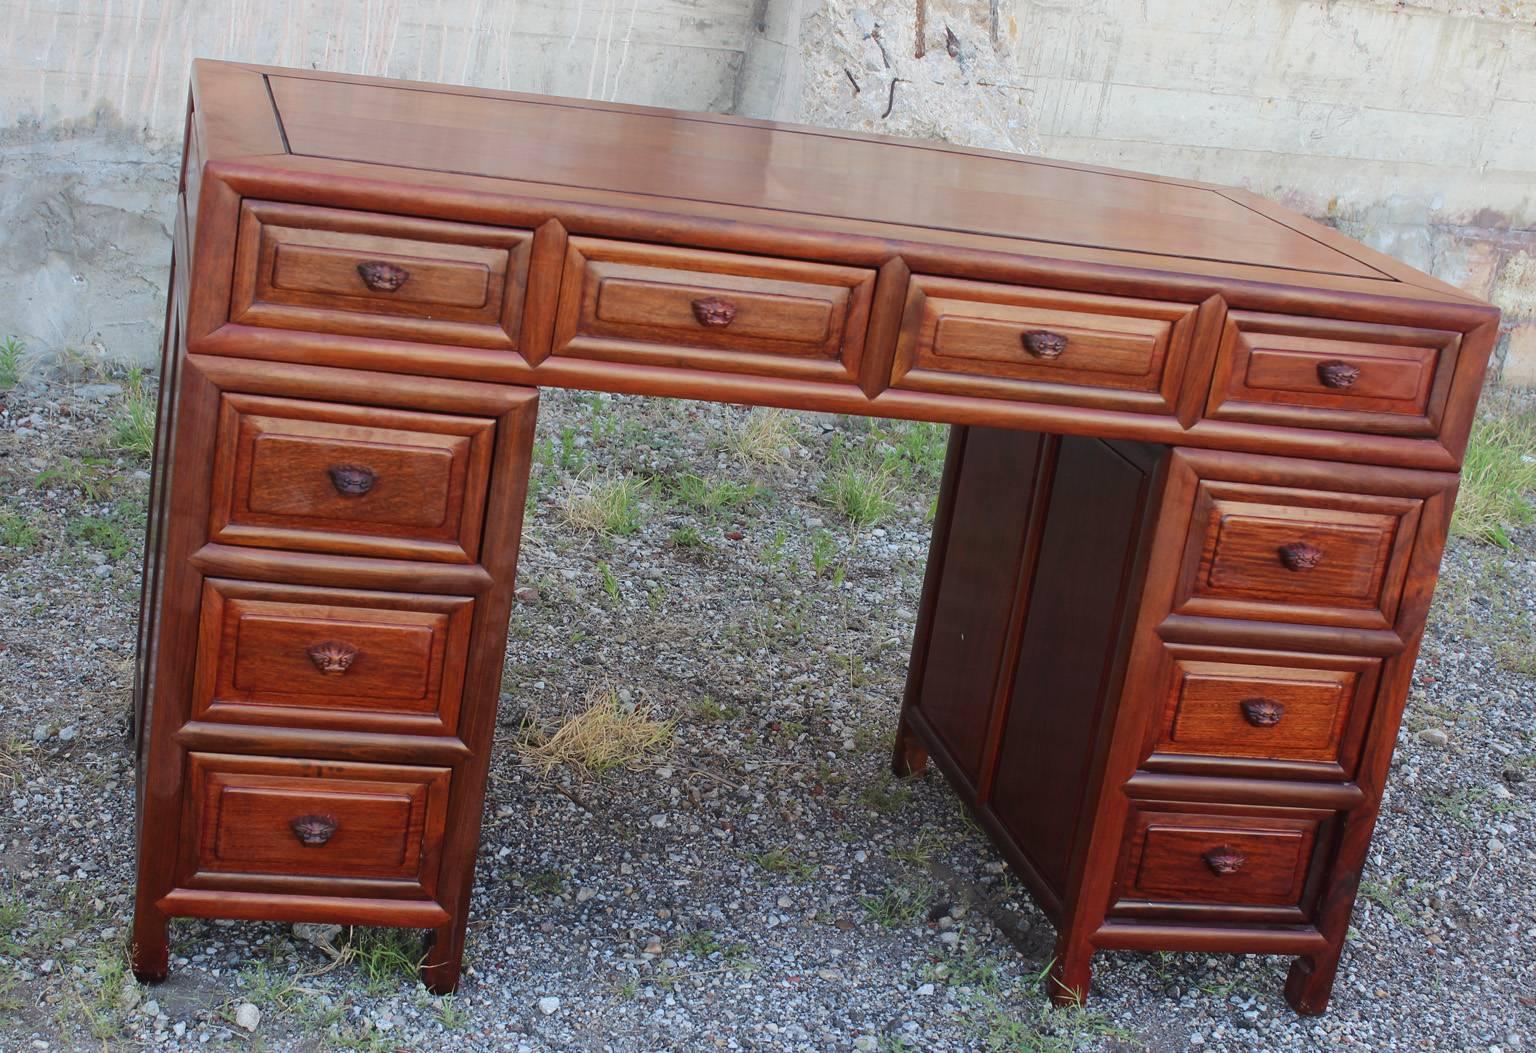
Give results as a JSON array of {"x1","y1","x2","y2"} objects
[
  {"x1": 1203, "y1": 846, "x2": 1246, "y2": 876},
  {"x1": 327, "y1": 464, "x2": 377, "y2": 496},
  {"x1": 307, "y1": 641, "x2": 359, "y2": 676},
  {"x1": 357, "y1": 261, "x2": 410, "y2": 292},
  {"x1": 1317, "y1": 360, "x2": 1361, "y2": 389},
  {"x1": 1240, "y1": 697, "x2": 1285, "y2": 727},
  {"x1": 691, "y1": 296, "x2": 738, "y2": 327},
  {"x1": 290, "y1": 814, "x2": 338, "y2": 846},
  {"x1": 1022, "y1": 330, "x2": 1068, "y2": 359},
  {"x1": 1278, "y1": 542, "x2": 1323, "y2": 571}
]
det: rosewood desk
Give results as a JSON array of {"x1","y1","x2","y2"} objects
[{"x1": 131, "y1": 60, "x2": 1499, "y2": 1015}]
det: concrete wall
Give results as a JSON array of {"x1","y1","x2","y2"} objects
[
  {"x1": 0, "y1": 0, "x2": 754, "y2": 370},
  {"x1": 753, "y1": 0, "x2": 1536, "y2": 385},
  {"x1": 4, "y1": 0, "x2": 1535, "y2": 387}
]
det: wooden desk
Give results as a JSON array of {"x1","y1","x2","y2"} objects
[{"x1": 131, "y1": 60, "x2": 1499, "y2": 1015}]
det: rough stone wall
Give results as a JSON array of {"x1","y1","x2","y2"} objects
[
  {"x1": 0, "y1": 0, "x2": 755, "y2": 369},
  {"x1": 748, "y1": 0, "x2": 1536, "y2": 386}
]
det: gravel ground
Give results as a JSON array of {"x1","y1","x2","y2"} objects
[{"x1": 0, "y1": 371, "x2": 1532, "y2": 1052}]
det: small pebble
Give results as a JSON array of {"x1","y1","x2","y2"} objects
[
  {"x1": 537, "y1": 996, "x2": 560, "y2": 1015},
  {"x1": 234, "y1": 1003, "x2": 260, "y2": 1031}
]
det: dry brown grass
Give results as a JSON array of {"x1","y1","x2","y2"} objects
[
  {"x1": 729, "y1": 408, "x2": 802, "y2": 470},
  {"x1": 559, "y1": 472, "x2": 647, "y2": 536},
  {"x1": 519, "y1": 686, "x2": 674, "y2": 778}
]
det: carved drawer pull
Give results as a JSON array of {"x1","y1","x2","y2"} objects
[
  {"x1": 1317, "y1": 360, "x2": 1361, "y2": 390},
  {"x1": 357, "y1": 261, "x2": 410, "y2": 292},
  {"x1": 691, "y1": 296, "x2": 738, "y2": 327},
  {"x1": 290, "y1": 814, "x2": 338, "y2": 846},
  {"x1": 1022, "y1": 330, "x2": 1068, "y2": 359},
  {"x1": 1203, "y1": 846, "x2": 1246, "y2": 876},
  {"x1": 1277, "y1": 542, "x2": 1323, "y2": 571},
  {"x1": 1240, "y1": 697, "x2": 1285, "y2": 727},
  {"x1": 327, "y1": 464, "x2": 377, "y2": 496},
  {"x1": 307, "y1": 641, "x2": 359, "y2": 676}
]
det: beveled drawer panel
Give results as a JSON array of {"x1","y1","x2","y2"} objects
[
  {"x1": 208, "y1": 393, "x2": 495, "y2": 563},
  {"x1": 1173, "y1": 480, "x2": 1423, "y2": 630},
  {"x1": 890, "y1": 275, "x2": 1202, "y2": 414},
  {"x1": 1143, "y1": 644, "x2": 1382, "y2": 780},
  {"x1": 230, "y1": 201, "x2": 532, "y2": 350},
  {"x1": 1110, "y1": 801, "x2": 1333, "y2": 923},
  {"x1": 549, "y1": 237, "x2": 877, "y2": 382},
  {"x1": 1206, "y1": 312, "x2": 1460, "y2": 438},
  {"x1": 180, "y1": 753, "x2": 450, "y2": 899},
  {"x1": 193, "y1": 579, "x2": 474, "y2": 736}
]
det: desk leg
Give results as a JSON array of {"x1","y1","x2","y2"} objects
[
  {"x1": 418, "y1": 388, "x2": 541, "y2": 994},
  {"x1": 131, "y1": 902, "x2": 170, "y2": 983},
  {"x1": 1049, "y1": 935, "x2": 1094, "y2": 1007},
  {"x1": 421, "y1": 925, "x2": 467, "y2": 996},
  {"x1": 890, "y1": 719, "x2": 928, "y2": 778}
]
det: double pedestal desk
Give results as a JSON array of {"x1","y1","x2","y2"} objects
[{"x1": 131, "y1": 61, "x2": 1499, "y2": 1014}]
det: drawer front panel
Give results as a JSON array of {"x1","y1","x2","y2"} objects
[
  {"x1": 550, "y1": 238, "x2": 877, "y2": 382},
  {"x1": 1145, "y1": 644, "x2": 1382, "y2": 778},
  {"x1": 891, "y1": 275, "x2": 1201, "y2": 414},
  {"x1": 193, "y1": 579, "x2": 473, "y2": 735},
  {"x1": 1175, "y1": 480, "x2": 1423, "y2": 630},
  {"x1": 230, "y1": 201, "x2": 532, "y2": 350},
  {"x1": 1207, "y1": 312, "x2": 1460, "y2": 438},
  {"x1": 1111, "y1": 802, "x2": 1332, "y2": 921},
  {"x1": 209, "y1": 393, "x2": 495, "y2": 562},
  {"x1": 182, "y1": 754, "x2": 449, "y2": 895}
]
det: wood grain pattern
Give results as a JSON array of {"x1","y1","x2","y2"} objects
[
  {"x1": 1174, "y1": 480, "x2": 1424, "y2": 631},
  {"x1": 208, "y1": 392, "x2": 495, "y2": 563},
  {"x1": 231, "y1": 200, "x2": 532, "y2": 350},
  {"x1": 181, "y1": 753, "x2": 450, "y2": 894},
  {"x1": 551, "y1": 238, "x2": 876, "y2": 383},
  {"x1": 192, "y1": 579, "x2": 473, "y2": 736},
  {"x1": 1142, "y1": 644, "x2": 1382, "y2": 778},
  {"x1": 891, "y1": 275, "x2": 1203, "y2": 415},
  {"x1": 260, "y1": 71, "x2": 1386, "y2": 279},
  {"x1": 1207, "y1": 311, "x2": 1460, "y2": 438},
  {"x1": 1111, "y1": 801, "x2": 1332, "y2": 923}
]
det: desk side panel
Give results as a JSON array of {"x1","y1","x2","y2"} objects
[
  {"x1": 904, "y1": 428, "x2": 1043, "y2": 793},
  {"x1": 987, "y1": 437, "x2": 1164, "y2": 898}
]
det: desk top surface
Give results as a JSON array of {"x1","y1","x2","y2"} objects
[{"x1": 196, "y1": 61, "x2": 1477, "y2": 305}]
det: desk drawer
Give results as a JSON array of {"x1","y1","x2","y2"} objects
[
  {"x1": 1144, "y1": 644, "x2": 1381, "y2": 779},
  {"x1": 208, "y1": 393, "x2": 495, "y2": 563},
  {"x1": 550, "y1": 238, "x2": 877, "y2": 382},
  {"x1": 1206, "y1": 312, "x2": 1460, "y2": 438},
  {"x1": 181, "y1": 753, "x2": 450, "y2": 896},
  {"x1": 1110, "y1": 802, "x2": 1332, "y2": 923},
  {"x1": 193, "y1": 579, "x2": 474, "y2": 736},
  {"x1": 231, "y1": 201, "x2": 533, "y2": 350},
  {"x1": 891, "y1": 276, "x2": 1201, "y2": 415},
  {"x1": 1173, "y1": 480, "x2": 1422, "y2": 630}
]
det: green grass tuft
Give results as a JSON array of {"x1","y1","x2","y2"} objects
[
  {"x1": 819, "y1": 464, "x2": 896, "y2": 529},
  {"x1": 1452, "y1": 401, "x2": 1536, "y2": 548},
  {"x1": 110, "y1": 368, "x2": 156, "y2": 460},
  {"x1": 0, "y1": 337, "x2": 22, "y2": 390}
]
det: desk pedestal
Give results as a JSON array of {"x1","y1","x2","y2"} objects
[{"x1": 897, "y1": 426, "x2": 1455, "y2": 1015}]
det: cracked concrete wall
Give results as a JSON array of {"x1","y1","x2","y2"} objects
[
  {"x1": 0, "y1": 0, "x2": 755, "y2": 369},
  {"x1": 743, "y1": 0, "x2": 1536, "y2": 386}
]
